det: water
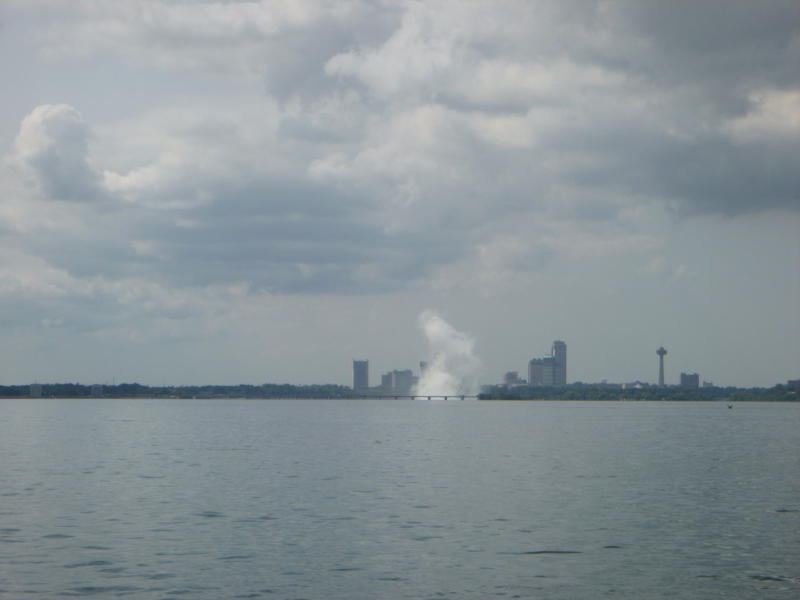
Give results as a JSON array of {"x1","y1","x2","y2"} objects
[{"x1": 0, "y1": 400, "x2": 797, "y2": 599}]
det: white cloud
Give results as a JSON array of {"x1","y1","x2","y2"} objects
[
  {"x1": 722, "y1": 89, "x2": 800, "y2": 144},
  {"x1": 325, "y1": 1, "x2": 456, "y2": 100},
  {"x1": 8, "y1": 104, "x2": 105, "y2": 202}
]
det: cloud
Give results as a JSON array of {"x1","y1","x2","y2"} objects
[
  {"x1": 3, "y1": 100, "x2": 443, "y2": 297},
  {"x1": 13, "y1": 2, "x2": 798, "y2": 218},
  {"x1": 1, "y1": 0, "x2": 798, "y2": 328},
  {"x1": 8, "y1": 104, "x2": 105, "y2": 202},
  {"x1": 21, "y1": 0, "x2": 396, "y2": 100}
]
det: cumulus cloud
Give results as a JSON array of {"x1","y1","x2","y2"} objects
[
  {"x1": 0, "y1": 0, "x2": 798, "y2": 333},
  {"x1": 9, "y1": 104, "x2": 105, "y2": 202},
  {"x1": 3, "y1": 100, "x2": 428, "y2": 296},
  {"x1": 12, "y1": 2, "x2": 798, "y2": 218}
]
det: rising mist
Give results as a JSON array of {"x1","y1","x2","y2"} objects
[{"x1": 413, "y1": 310, "x2": 481, "y2": 396}]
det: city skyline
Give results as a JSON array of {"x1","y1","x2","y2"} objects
[
  {"x1": 351, "y1": 338, "x2": 735, "y2": 391},
  {"x1": 0, "y1": 2, "x2": 797, "y2": 389}
]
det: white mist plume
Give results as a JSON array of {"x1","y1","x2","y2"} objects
[{"x1": 414, "y1": 310, "x2": 481, "y2": 396}]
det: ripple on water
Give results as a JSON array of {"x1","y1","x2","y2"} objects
[
  {"x1": 145, "y1": 572, "x2": 175, "y2": 580},
  {"x1": 64, "y1": 561, "x2": 113, "y2": 569},
  {"x1": 515, "y1": 550, "x2": 582, "y2": 556},
  {"x1": 62, "y1": 585, "x2": 141, "y2": 596},
  {"x1": 749, "y1": 575, "x2": 787, "y2": 582}
]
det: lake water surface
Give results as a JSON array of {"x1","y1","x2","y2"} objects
[{"x1": 0, "y1": 399, "x2": 798, "y2": 599}]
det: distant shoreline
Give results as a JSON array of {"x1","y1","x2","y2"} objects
[
  {"x1": 3, "y1": 382, "x2": 797, "y2": 402},
  {"x1": 2, "y1": 396, "x2": 798, "y2": 403}
]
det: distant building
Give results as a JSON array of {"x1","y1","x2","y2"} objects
[
  {"x1": 527, "y1": 341, "x2": 566, "y2": 386},
  {"x1": 352, "y1": 360, "x2": 369, "y2": 391},
  {"x1": 91, "y1": 384, "x2": 103, "y2": 398},
  {"x1": 503, "y1": 372, "x2": 520, "y2": 386},
  {"x1": 702, "y1": 381, "x2": 713, "y2": 388},
  {"x1": 380, "y1": 369, "x2": 418, "y2": 395},
  {"x1": 528, "y1": 358, "x2": 543, "y2": 385},
  {"x1": 680, "y1": 373, "x2": 699, "y2": 389},
  {"x1": 552, "y1": 341, "x2": 567, "y2": 386},
  {"x1": 622, "y1": 382, "x2": 644, "y2": 390},
  {"x1": 30, "y1": 384, "x2": 42, "y2": 398},
  {"x1": 542, "y1": 355, "x2": 556, "y2": 386},
  {"x1": 393, "y1": 370, "x2": 417, "y2": 395},
  {"x1": 787, "y1": 379, "x2": 800, "y2": 390}
]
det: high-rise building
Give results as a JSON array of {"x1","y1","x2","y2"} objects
[
  {"x1": 528, "y1": 340, "x2": 566, "y2": 386},
  {"x1": 381, "y1": 372, "x2": 392, "y2": 389},
  {"x1": 503, "y1": 372, "x2": 520, "y2": 386},
  {"x1": 30, "y1": 384, "x2": 42, "y2": 398},
  {"x1": 392, "y1": 370, "x2": 416, "y2": 395},
  {"x1": 542, "y1": 355, "x2": 556, "y2": 386},
  {"x1": 380, "y1": 369, "x2": 418, "y2": 395},
  {"x1": 552, "y1": 341, "x2": 567, "y2": 386},
  {"x1": 680, "y1": 373, "x2": 699, "y2": 389},
  {"x1": 352, "y1": 360, "x2": 369, "y2": 391},
  {"x1": 528, "y1": 358, "x2": 543, "y2": 385}
]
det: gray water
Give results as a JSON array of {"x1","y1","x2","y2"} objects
[{"x1": 0, "y1": 400, "x2": 797, "y2": 599}]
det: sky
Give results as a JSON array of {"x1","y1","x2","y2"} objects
[{"x1": 0, "y1": 0, "x2": 798, "y2": 388}]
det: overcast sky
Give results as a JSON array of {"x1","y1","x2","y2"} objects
[{"x1": 0, "y1": 0, "x2": 798, "y2": 388}]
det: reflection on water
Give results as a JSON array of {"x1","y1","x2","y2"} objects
[{"x1": 0, "y1": 400, "x2": 798, "y2": 598}]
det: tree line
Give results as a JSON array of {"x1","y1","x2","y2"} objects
[
  {"x1": 0, "y1": 383, "x2": 355, "y2": 399},
  {"x1": 478, "y1": 383, "x2": 798, "y2": 402}
]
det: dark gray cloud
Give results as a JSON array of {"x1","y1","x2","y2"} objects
[{"x1": 623, "y1": 1, "x2": 798, "y2": 70}]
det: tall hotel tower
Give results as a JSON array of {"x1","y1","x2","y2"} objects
[
  {"x1": 552, "y1": 341, "x2": 567, "y2": 386},
  {"x1": 352, "y1": 360, "x2": 369, "y2": 391}
]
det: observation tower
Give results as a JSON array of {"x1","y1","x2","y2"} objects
[{"x1": 657, "y1": 347, "x2": 667, "y2": 387}]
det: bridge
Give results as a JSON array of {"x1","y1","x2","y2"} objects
[
  {"x1": 341, "y1": 395, "x2": 480, "y2": 400},
  {"x1": 266, "y1": 395, "x2": 482, "y2": 400}
]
